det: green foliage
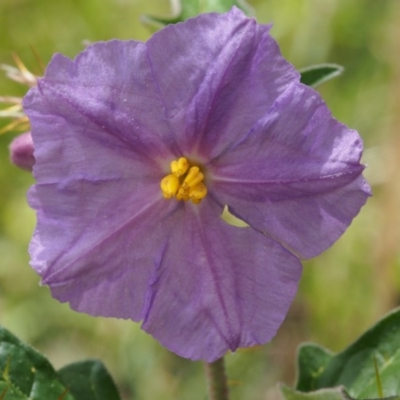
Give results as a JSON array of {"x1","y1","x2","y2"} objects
[
  {"x1": 0, "y1": 326, "x2": 120, "y2": 400},
  {"x1": 58, "y1": 361, "x2": 121, "y2": 400},
  {"x1": 0, "y1": 325, "x2": 74, "y2": 400},
  {"x1": 281, "y1": 385, "x2": 353, "y2": 400},
  {"x1": 281, "y1": 309, "x2": 400, "y2": 400},
  {"x1": 296, "y1": 344, "x2": 333, "y2": 392},
  {"x1": 281, "y1": 385, "x2": 400, "y2": 400},
  {"x1": 142, "y1": 0, "x2": 253, "y2": 29},
  {"x1": 299, "y1": 64, "x2": 344, "y2": 88}
]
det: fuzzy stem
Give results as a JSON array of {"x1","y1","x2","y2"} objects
[{"x1": 204, "y1": 357, "x2": 229, "y2": 400}]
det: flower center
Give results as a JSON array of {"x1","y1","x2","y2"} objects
[{"x1": 160, "y1": 157, "x2": 207, "y2": 205}]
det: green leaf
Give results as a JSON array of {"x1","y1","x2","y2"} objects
[
  {"x1": 58, "y1": 360, "x2": 121, "y2": 400},
  {"x1": 281, "y1": 385, "x2": 353, "y2": 400},
  {"x1": 142, "y1": 0, "x2": 253, "y2": 30},
  {"x1": 0, "y1": 325, "x2": 75, "y2": 400},
  {"x1": 296, "y1": 343, "x2": 334, "y2": 392},
  {"x1": 299, "y1": 64, "x2": 344, "y2": 88},
  {"x1": 280, "y1": 385, "x2": 400, "y2": 400},
  {"x1": 292, "y1": 308, "x2": 400, "y2": 399}
]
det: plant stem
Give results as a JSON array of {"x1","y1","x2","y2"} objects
[{"x1": 204, "y1": 357, "x2": 229, "y2": 400}]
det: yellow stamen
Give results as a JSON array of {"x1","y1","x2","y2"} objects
[
  {"x1": 182, "y1": 166, "x2": 204, "y2": 189},
  {"x1": 160, "y1": 174, "x2": 179, "y2": 198},
  {"x1": 176, "y1": 167, "x2": 204, "y2": 201},
  {"x1": 170, "y1": 157, "x2": 189, "y2": 177},
  {"x1": 176, "y1": 186, "x2": 189, "y2": 201},
  {"x1": 189, "y1": 183, "x2": 207, "y2": 204},
  {"x1": 161, "y1": 158, "x2": 207, "y2": 204}
]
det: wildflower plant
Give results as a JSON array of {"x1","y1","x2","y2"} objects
[
  {"x1": 2, "y1": 1, "x2": 398, "y2": 400},
  {"x1": 23, "y1": 5, "x2": 370, "y2": 362}
]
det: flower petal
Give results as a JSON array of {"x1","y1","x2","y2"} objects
[
  {"x1": 24, "y1": 40, "x2": 181, "y2": 166},
  {"x1": 24, "y1": 44, "x2": 181, "y2": 320},
  {"x1": 210, "y1": 83, "x2": 371, "y2": 259},
  {"x1": 141, "y1": 200, "x2": 302, "y2": 361},
  {"x1": 30, "y1": 182, "x2": 301, "y2": 362},
  {"x1": 29, "y1": 179, "x2": 178, "y2": 320},
  {"x1": 146, "y1": 7, "x2": 298, "y2": 158}
]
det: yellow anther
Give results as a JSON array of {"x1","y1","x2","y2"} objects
[
  {"x1": 189, "y1": 183, "x2": 207, "y2": 204},
  {"x1": 182, "y1": 166, "x2": 204, "y2": 189},
  {"x1": 161, "y1": 157, "x2": 207, "y2": 205},
  {"x1": 176, "y1": 186, "x2": 189, "y2": 201},
  {"x1": 160, "y1": 174, "x2": 180, "y2": 198},
  {"x1": 170, "y1": 157, "x2": 189, "y2": 177}
]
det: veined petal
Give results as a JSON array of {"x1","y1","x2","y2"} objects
[
  {"x1": 24, "y1": 40, "x2": 181, "y2": 165},
  {"x1": 146, "y1": 7, "x2": 298, "y2": 158},
  {"x1": 30, "y1": 183, "x2": 301, "y2": 362},
  {"x1": 210, "y1": 83, "x2": 371, "y2": 259},
  {"x1": 29, "y1": 181, "x2": 178, "y2": 320},
  {"x1": 141, "y1": 200, "x2": 302, "y2": 361}
]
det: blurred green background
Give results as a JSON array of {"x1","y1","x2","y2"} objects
[{"x1": 0, "y1": 0, "x2": 399, "y2": 399}]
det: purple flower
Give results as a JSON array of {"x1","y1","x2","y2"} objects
[
  {"x1": 9, "y1": 132, "x2": 35, "y2": 171},
  {"x1": 23, "y1": 8, "x2": 370, "y2": 361}
]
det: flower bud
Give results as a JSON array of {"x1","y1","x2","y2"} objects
[{"x1": 9, "y1": 132, "x2": 35, "y2": 171}]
